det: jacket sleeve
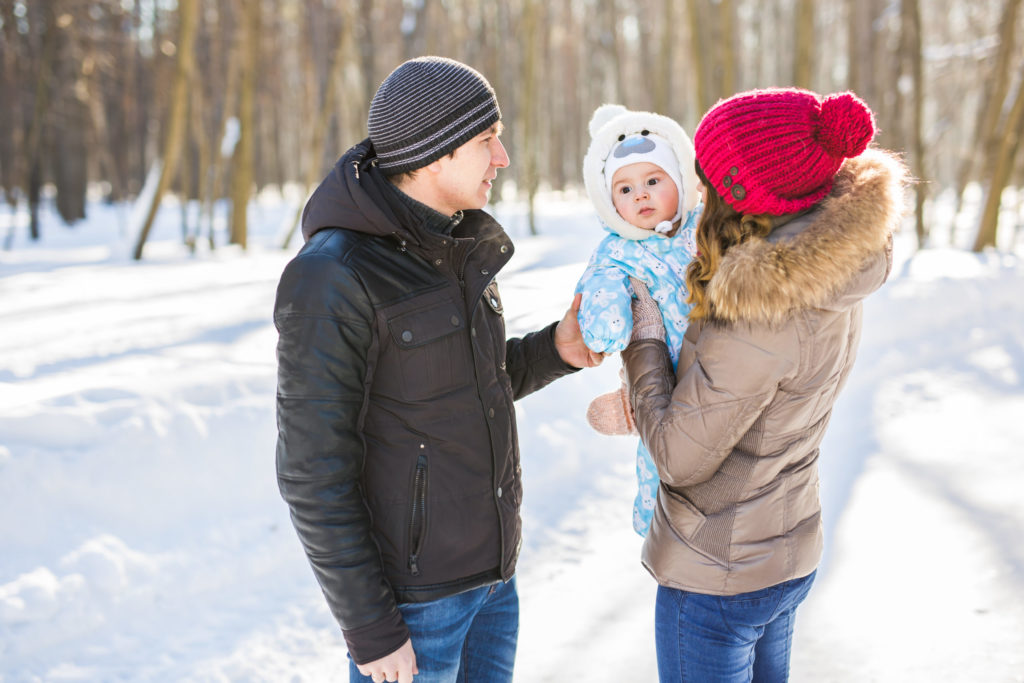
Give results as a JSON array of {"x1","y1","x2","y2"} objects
[
  {"x1": 505, "y1": 322, "x2": 580, "y2": 400},
  {"x1": 274, "y1": 252, "x2": 409, "y2": 665},
  {"x1": 621, "y1": 321, "x2": 797, "y2": 488}
]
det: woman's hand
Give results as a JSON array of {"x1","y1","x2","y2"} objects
[{"x1": 629, "y1": 278, "x2": 666, "y2": 343}]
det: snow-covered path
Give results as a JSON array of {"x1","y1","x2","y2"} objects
[{"x1": 1, "y1": 197, "x2": 1022, "y2": 681}]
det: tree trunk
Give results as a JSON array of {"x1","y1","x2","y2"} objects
[
  {"x1": 206, "y1": 0, "x2": 242, "y2": 250},
  {"x1": 521, "y1": 0, "x2": 541, "y2": 235},
  {"x1": 794, "y1": 0, "x2": 814, "y2": 88},
  {"x1": 280, "y1": 0, "x2": 357, "y2": 249},
  {"x1": 26, "y1": 2, "x2": 59, "y2": 240},
  {"x1": 972, "y1": 67, "x2": 1024, "y2": 252},
  {"x1": 717, "y1": 0, "x2": 736, "y2": 98},
  {"x1": 653, "y1": 0, "x2": 675, "y2": 115},
  {"x1": 132, "y1": 0, "x2": 198, "y2": 259},
  {"x1": 900, "y1": 0, "x2": 926, "y2": 248},
  {"x1": 190, "y1": 53, "x2": 210, "y2": 253},
  {"x1": 686, "y1": 0, "x2": 709, "y2": 116},
  {"x1": 229, "y1": 0, "x2": 260, "y2": 249},
  {"x1": 955, "y1": 0, "x2": 1021, "y2": 220}
]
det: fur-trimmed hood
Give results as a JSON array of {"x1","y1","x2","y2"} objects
[
  {"x1": 707, "y1": 148, "x2": 909, "y2": 324},
  {"x1": 583, "y1": 105, "x2": 700, "y2": 241}
]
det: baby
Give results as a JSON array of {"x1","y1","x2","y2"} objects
[{"x1": 575, "y1": 104, "x2": 702, "y2": 536}]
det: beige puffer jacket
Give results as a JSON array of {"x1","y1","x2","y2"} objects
[{"x1": 622, "y1": 149, "x2": 908, "y2": 595}]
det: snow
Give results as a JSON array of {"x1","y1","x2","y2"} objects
[{"x1": 1, "y1": 191, "x2": 1022, "y2": 682}]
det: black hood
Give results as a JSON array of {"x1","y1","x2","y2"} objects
[{"x1": 300, "y1": 139, "x2": 412, "y2": 243}]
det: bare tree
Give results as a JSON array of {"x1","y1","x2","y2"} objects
[
  {"x1": 794, "y1": 0, "x2": 815, "y2": 88},
  {"x1": 228, "y1": 0, "x2": 260, "y2": 249},
  {"x1": 900, "y1": 0, "x2": 927, "y2": 247},
  {"x1": 955, "y1": 0, "x2": 1021, "y2": 218},
  {"x1": 280, "y1": 0, "x2": 362, "y2": 249},
  {"x1": 973, "y1": 68, "x2": 1024, "y2": 251},
  {"x1": 133, "y1": 0, "x2": 199, "y2": 260}
]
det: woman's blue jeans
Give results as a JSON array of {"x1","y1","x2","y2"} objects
[
  {"x1": 349, "y1": 576, "x2": 518, "y2": 683},
  {"x1": 654, "y1": 571, "x2": 816, "y2": 682}
]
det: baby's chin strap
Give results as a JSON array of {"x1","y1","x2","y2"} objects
[{"x1": 654, "y1": 203, "x2": 684, "y2": 235}]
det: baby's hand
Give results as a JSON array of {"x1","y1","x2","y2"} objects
[{"x1": 586, "y1": 383, "x2": 637, "y2": 436}]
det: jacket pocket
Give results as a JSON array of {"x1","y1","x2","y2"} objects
[
  {"x1": 659, "y1": 484, "x2": 707, "y2": 542},
  {"x1": 658, "y1": 484, "x2": 730, "y2": 567},
  {"x1": 407, "y1": 453, "x2": 428, "y2": 576},
  {"x1": 380, "y1": 300, "x2": 473, "y2": 401}
]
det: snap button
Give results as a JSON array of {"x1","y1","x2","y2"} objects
[
  {"x1": 401, "y1": 330, "x2": 413, "y2": 342},
  {"x1": 434, "y1": 259, "x2": 443, "y2": 266},
  {"x1": 450, "y1": 315, "x2": 460, "y2": 326},
  {"x1": 496, "y1": 486, "x2": 503, "y2": 498},
  {"x1": 731, "y1": 184, "x2": 746, "y2": 200},
  {"x1": 471, "y1": 327, "x2": 477, "y2": 337},
  {"x1": 481, "y1": 268, "x2": 489, "y2": 275},
  {"x1": 488, "y1": 408, "x2": 495, "y2": 418},
  {"x1": 490, "y1": 297, "x2": 499, "y2": 308},
  {"x1": 500, "y1": 245, "x2": 508, "y2": 253}
]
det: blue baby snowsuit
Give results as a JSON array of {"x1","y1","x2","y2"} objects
[
  {"x1": 575, "y1": 207, "x2": 700, "y2": 535},
  {"x1": 578, "y1": 104, "x2": 703, "y2": 537}
]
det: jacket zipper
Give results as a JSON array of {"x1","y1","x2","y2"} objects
[{"x1": 408, "y1": 453, "x2": 428, "y2": 576}]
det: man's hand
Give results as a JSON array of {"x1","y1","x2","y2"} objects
[
  {"x1": 356, "y1": 638, "x2": 418, "y2": 683},
  {"x1": 555, "y1": 293, "x2": 605, "y2": 368}
]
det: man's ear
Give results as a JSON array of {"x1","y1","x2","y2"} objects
[{"x1": 423, "y1": 158, "x2": 445, "y2": 176}]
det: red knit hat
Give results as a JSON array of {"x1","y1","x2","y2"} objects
[{"x1": 693, "y1": 88, "x2": 875, "y2": 216}]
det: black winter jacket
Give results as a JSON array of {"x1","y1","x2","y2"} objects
[{"x1": 274, "y1": 140, "x2": 576, "y2": 664}]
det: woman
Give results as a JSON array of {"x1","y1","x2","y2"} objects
[{"x1": 621, "y1": 88, "x2": 909, "y2": 681}]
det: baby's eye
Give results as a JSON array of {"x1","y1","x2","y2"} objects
[
  {"x1": 646, "y1": 178, "x2": 659, "y2": 186},
  {"x1": 618, "y1": 185, "x2": 632, "y2": 195}
]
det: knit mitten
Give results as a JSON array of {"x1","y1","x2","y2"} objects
[
  {"x1": 586, "y1": 383, "x2": 638, "y2": 436},
  {"x1": 629, "y1": 277, "x2": 666, "y2": 343}
]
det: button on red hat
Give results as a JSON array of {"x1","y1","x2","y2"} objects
[{"x1": 693, "y1": 88, "x2": 876, "y2": 216}]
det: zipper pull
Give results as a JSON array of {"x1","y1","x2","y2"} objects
[{"x1": 409, "y1": 554, "x2": 420, "y2": 576}]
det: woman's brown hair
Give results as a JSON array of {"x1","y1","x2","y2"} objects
[{"x1": 685, "y1": 164, "x2": 774, "y2": 321}]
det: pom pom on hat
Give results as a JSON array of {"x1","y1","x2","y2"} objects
[
  {"x1": 693, "y1": 88, "x2": 876, "y2": 215},
  {"x1": 817, "y1": 92, "x2": 874, "y2": 158}
]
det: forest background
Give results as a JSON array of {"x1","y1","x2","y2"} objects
[{"x1": 2, "y1": 0, "x2": 1023, "y2": 257}]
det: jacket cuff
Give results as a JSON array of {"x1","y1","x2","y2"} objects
[{"x1": 342, "y1": 609, "x2": 411, "y2": 666}]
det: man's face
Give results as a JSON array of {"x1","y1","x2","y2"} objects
[{"x1": 431, "y1": 123, "x2": 509, "y2": 215}]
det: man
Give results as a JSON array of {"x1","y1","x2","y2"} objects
[{"x1": 274, "y1": 56, "x2": 602, "y2": 683}]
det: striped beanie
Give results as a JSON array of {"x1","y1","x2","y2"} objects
[
  {"x1": 693, "y1": 88, "x2": 875, "y2": 215},
  {"x1": 368, "y1": 56, "x2": 501, "y2": 175}
]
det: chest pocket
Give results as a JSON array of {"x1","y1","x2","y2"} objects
[{"x1": 378, "y1": 300, "x2": 473, "y2": 401}]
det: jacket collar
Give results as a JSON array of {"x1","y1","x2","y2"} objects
[{"x1": 707, "y1": 148, "x2": 909, "y2": 325}]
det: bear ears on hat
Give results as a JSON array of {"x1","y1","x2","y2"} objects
[{"x1": 589, "y1": 104, "x2": 630, "y2": 138}]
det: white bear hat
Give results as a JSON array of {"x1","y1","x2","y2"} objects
[{"x1": 583, "y1": 104, "x2": 699, "y2": 241}]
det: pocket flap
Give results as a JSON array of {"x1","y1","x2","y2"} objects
[{"x1": 388, "y1": 301, "x2": 465, "y2": 349}]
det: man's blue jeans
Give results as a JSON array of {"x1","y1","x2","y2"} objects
[
  {"x1": 349, "y1": 577, "x2": 518, "y2": 683},
  {"x1": 654, "y1": 571, "x2": 816, "y2": 682}
]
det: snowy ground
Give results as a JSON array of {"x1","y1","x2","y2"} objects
[{"x1": 1, "y1": 190, "x2": 1022, "y2": 682}]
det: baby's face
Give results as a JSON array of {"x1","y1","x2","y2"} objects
[{"x1": 610, "y1": 162, "x2": 679, "y2": 231}]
